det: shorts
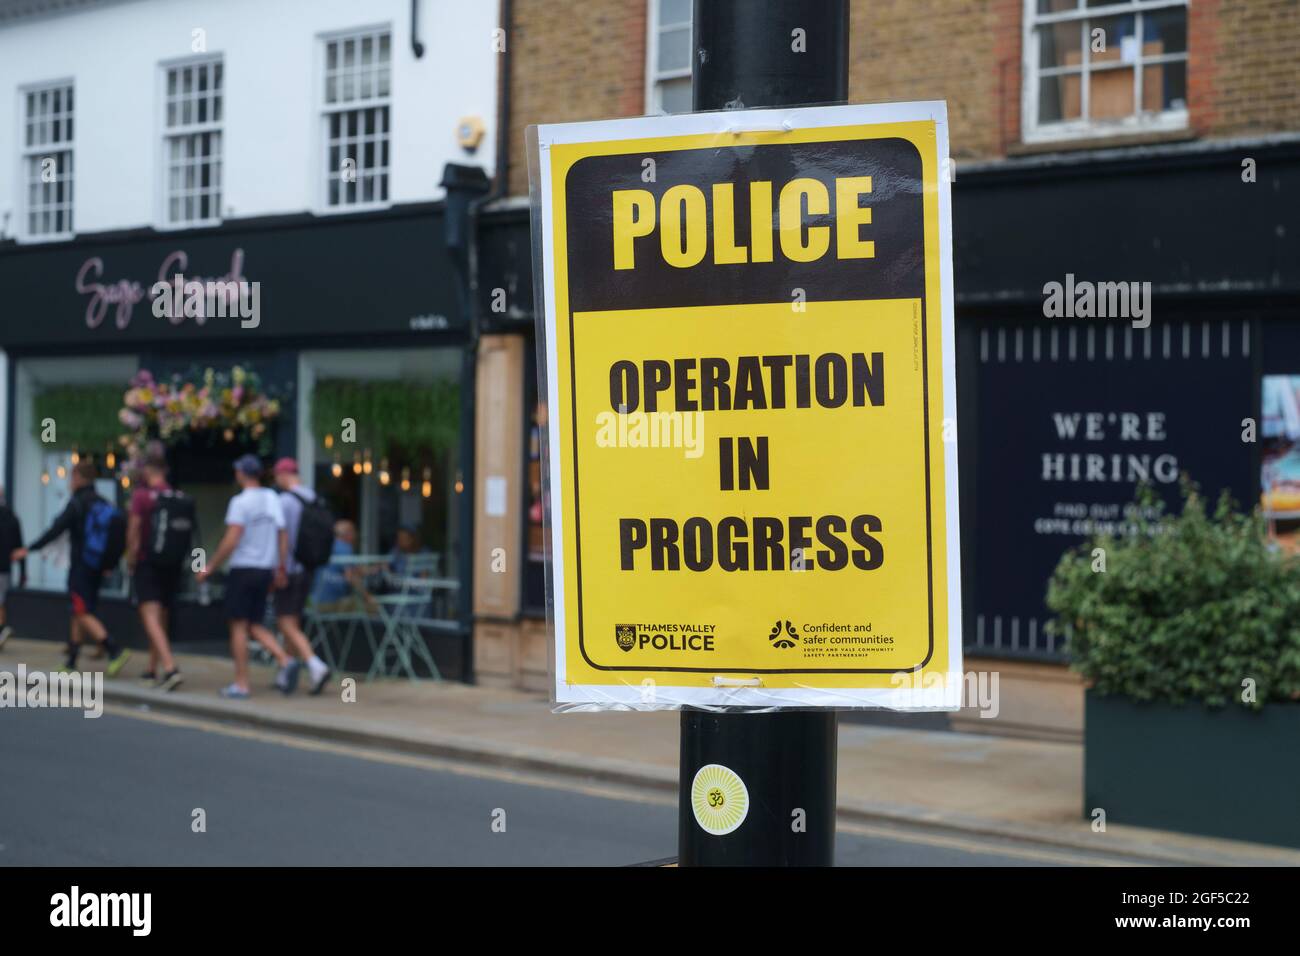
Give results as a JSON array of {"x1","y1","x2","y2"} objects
[
  {"x1": 68, "y1": 563, "x2": 103, "y2": 617},
  {"x1": 273, "y1": 571, "x2": 311, "y2": 618},
  {"x1": 224, "y1": 567, "x2": 273, "y2": 623},
  {"x1": 135, "y1": 562, "x2": 183, "y2": 609}
]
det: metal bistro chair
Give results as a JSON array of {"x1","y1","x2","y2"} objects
[{"x1": 365, "y1": 574, "x2": 458, "y2": 681}]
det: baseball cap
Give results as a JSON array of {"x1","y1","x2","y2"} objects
[
  {"x1": 233, "y1": 454, "x2": 263, "y2": 477},
  {"x1": 273, "y1": 457, "x2": 299, "y2": 476}
]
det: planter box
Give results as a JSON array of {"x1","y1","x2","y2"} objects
[{"x1": 1085, "y1": 690, "x2": 1300, "y2": 848}]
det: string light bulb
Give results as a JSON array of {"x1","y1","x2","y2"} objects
[
  {"x1": 41, "y1": 471, "x2": 50, "y2": 485},
  {"x1": 331, "y1": 456, "x2": 343, "y2": 478},
  {"x1": 362, "y1": 449, "x2": 373, "y2": 475},
  {"x1": 422, "y1": 466, "x2": 433, "y2": 499},
  {"x1": 379, "y1": 457, "x2": 390, "y2": 485},
  {"x1": 56, "y1": 465, "x2": 66, "y2": 480},
  {"x1": 324, "y1": 433, "x2": 334, "y2": 449},
  {"x1": 352, "y1": 452, "x2": 362, "y2": 475},
  {"x1": 106, "y1": 451, "x2": 116, "y2": 469},
  {"x1": 400, "y1": 466, "x2": 411, "y2": 492}
]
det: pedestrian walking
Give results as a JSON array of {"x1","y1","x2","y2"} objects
[
  {"x1": 194, "y1": 454, "x2": 298, "y2": 699},
  {"x1": 0, "y1": 483, "x2": 24, "y2": 652},
  {"x1": 271, "y1": 457, "x2": 332, "y2": 694},
  {"x1": 126, "y1": 442, "x2": 189, "y2": 691},
  {"x1": 11, "y1": 460, "x2": 130, "y2": 675}
]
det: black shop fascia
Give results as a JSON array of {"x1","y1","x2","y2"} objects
[{"x1": 0, "y1": 201, "x2": 472, "y2": 654}]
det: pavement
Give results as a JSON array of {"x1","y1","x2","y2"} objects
[{"x1": 4, "y1": 636, "x2": 1299, "y2": 867}]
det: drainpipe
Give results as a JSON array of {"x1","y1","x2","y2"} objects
[
  {"x1": 442, "y1": 163, "x2": 491, "y2": 684},
  {"x1": 440, "y1": 0, "x2": 512, "y2": 683},
  {"x1": 410, "y1": 0, "x2": 425, "y2": 58}
]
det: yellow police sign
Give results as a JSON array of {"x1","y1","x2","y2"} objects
[{"x1": 533, "y1": 102, "x2": 962, "y2": 709}]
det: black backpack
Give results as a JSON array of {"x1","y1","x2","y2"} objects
[
  {"x1": 147, "y1": 489, "x2": 196, "y2": 569},
  {"x1": 287, "y1": 489, "x2": 334, "y2": 570}
]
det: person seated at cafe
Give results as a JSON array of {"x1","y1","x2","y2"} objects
[
  {"x1": 385, "y1": 522, "x2": 436, "y2": 619},
  {"x1": 387, "y1": 523, "x2": 432, "y2": 577},
  {"x1": 311, "y1": 519, "x2": 363, "y2": 612}
]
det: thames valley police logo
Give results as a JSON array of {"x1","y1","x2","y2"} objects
[{"x1": 615, "y1": 625, "x2": 637, "y2": 652}]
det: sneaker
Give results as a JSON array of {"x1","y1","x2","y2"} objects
[
  {"x1": 0, "y1": 625, "x2": 12, "y2": 651},
  {"x1": 139, "y1": 670, "x2": 157, "y2": 683},
  {"x1": 105, "y1": 648, "x2": 132, "y2": 679},
  {"x1": 308, "y1": 660, "x2": 333, "y2": 696},
  {"x1": 156, "y1": 670, "x2": 184, "y2": 693},
  {"x1": 218, "y1": 683, "x2": 250, "y2": 700},
  {"x1": 274, "y1": 659, "x2": 301, "y2": 695}
]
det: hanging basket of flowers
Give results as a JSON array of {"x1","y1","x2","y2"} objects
[{"x1": 118, "y1": 365, "x2": 282, "y2": 470}]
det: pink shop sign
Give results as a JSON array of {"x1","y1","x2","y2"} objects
[{"x1": 74, "y1": 248, "x2": 249, "y2": 330}]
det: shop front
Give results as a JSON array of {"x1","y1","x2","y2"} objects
[
  {"x1": 0, "y1": 203, "x2": 475, "y2": 678},
  {"x1": 948, "y1": 137, "x2": 1300, "y2": 737}
]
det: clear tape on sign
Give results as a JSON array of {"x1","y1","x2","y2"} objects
[
  {"x1": 712, "y1": 676, "x2": 763, "y2": 687},
  {"x1": 723, "y1": 119, "x2": 795, "y2": 135}
]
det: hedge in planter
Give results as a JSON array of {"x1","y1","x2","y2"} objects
[
  {"x1": 1047, "y1": 483, "x2": 1300, "y2": 847},
  {"x1": 1048, "y1": 483, "x2": 1300, "y2": 708}
]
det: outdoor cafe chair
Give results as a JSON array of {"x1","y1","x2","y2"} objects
[
  {"x1": 364, "y1": 575, "x2": 458, "y2": 681},
  {"x1": 304, "y1": 554, "x2": 386, "y2": 673}
]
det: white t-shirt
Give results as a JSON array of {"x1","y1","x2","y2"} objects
[{"x1": 225, "y1": 486, "x2": 286, "y2": 570}]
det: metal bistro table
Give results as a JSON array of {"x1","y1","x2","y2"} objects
[{"x1": 365, "y1": 575, "x2": 459, "y2": 681}]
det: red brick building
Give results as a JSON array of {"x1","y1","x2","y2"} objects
[{"x1": 473, "y1": 1, "x2": 1300, "y2": 738}]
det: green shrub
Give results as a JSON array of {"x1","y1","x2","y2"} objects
[{"x1": 1046, "y1": 483, "x2": 1300, "y2": 709}]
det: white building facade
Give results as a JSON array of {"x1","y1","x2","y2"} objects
[
  {"x1": 0, "y1": 0, "x2": 498, "y2": 239},
  {"x1": 0, "y1": 0, "x2": 502, "y2": 673}
]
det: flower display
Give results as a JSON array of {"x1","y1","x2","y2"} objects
[{"x1": 118, "y1": 366, "x2": 281, "y2": 469}]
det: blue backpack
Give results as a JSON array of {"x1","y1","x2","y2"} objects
[{"x1": 82, "y1": 497, "x2": 127, "y2": 572}]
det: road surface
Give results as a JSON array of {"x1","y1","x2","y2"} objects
[{"x1": 1, "y1": 706, "x2": 1114, "y2": 866}]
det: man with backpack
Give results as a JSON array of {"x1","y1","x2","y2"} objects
[
  {"x1": 271, "y1": 458, "x2": 332, "y2": 694},
  {"x1": 195, "y1": 454, "x2": 303, "y2": 699},
  {"x1": 12, "y1": 460, "x2": 130, "y2": 676},
  {"x1": 126, "y1": 443, "x2": 191, "y2": 691}
]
